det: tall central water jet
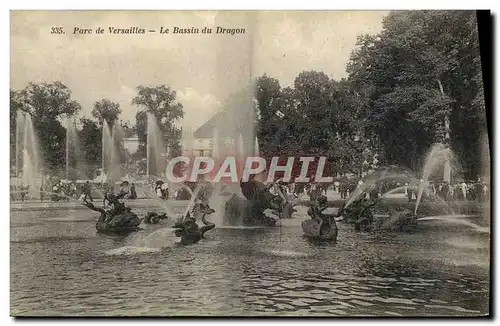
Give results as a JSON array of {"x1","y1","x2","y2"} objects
[
  {"x1": 212, "y1": 11, "x2": 257, "y2": 178},
  {"x1": 212, "y1": 128, "x2": 220, "y2": 160},
  {"x1": 208, "y1": 127, "x2": 232, "y2": 225},
  {"x1": 180, "y1": 12, "x2": 258, "y2": 226}
]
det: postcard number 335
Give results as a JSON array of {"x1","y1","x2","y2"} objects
[{"x1": 50, "y1": 27, "x2": 65, "y2": 35}]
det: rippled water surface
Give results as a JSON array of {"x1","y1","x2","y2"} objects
[{"x1": 11, "y1": 204, "x2": 490, "y2": 316}]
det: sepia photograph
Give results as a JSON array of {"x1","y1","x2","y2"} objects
[{"x1": 9, "y1": 10, "x2": 490, "y2": 317}]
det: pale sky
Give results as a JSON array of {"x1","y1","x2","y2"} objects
[{"x1": 11, "y1": 10, "x2": 388, "y2": 130}]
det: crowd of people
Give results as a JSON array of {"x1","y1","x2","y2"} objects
[
  {"x1": 10, "y1": 178, "x2": 139, "y2": 203},
  {"x1": 10, "y1": 174, "x2": 490, "y2": 205},
  {"x1": 9, "y1": 184, "x2": 30, "y2": 202},
  {"x1": 370, "y1": 179, "x2": 489, "y2": 203},
  {"x1": 264, "y1": 178, "x2": 490, "y2": 203},
  {"x1": 405, "y1": 180, "x2": 490, "y2": 202}
]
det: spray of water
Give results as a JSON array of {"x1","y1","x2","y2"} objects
[
  {"x1": 15, "y1": 112, "x2": 25, "y2": 177},
  {"x1": 143, "y1": 190, "x2": 177, "y2": 218},
  {"x1": 207, "y1": 128, "x2": 231, "y2": 225},
  {"x1": 414, "y1": 143, "x2": 454, "y2": 215},
  {"x1": 418, "y1": 215, "x2": 489, "y2": 233},
  {"x1": 101, "y1": 120, "x2": 126, "y2": 183},
  {"x1": 14, "y1": 112, "x2": 43, "y2": 197},
  {"x1": 344, "y1": 168, "x2": 416, "y2": 209},
  {"x1": 101, "y1": 122, "x2": 112, "y2": 182},
  {"x1": 146, "y1": 113, "x2": 168, "y2": 178},
  {"x1": 379, "y1": 185, "x2": 408, "y2": 199},
  {"x1": 65, "y1": 117, "x2": 84, "y2": 180},
  {"x1": 182, "y1": 184, "x2": 203, "y2": 220},
  {"x1": 238, "y1": 133, "x2": 245, "y2": 158},
  {"x1": 23, "y1": 114, "x2": 42, "y2": 184},
  {"x1": 212, "y1": 128, "x2": 220, "y2": 160},
  {"x1": 112, "y1": 123, "x2": 125, "y2": 181}
]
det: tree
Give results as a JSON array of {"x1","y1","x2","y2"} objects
[
  {"x1": 255, "y1": 75, "x2": 281, "y2": 121},
  {"x1": 15, "y1": 82, "x2": 81, "y2": 172},
  {"x1": 91, "y1": 99, "x2": 122, "y2": 126},
  {"x1": 17, "y1": 82, "x2": 81, "y2": 120},
  {"x1": 254, "y1": 75, "x2": 287, "y2": 155},
  {"x1": 347, "y1": 10, "x2": 486, "y2": 178},
  {"x1": 254, "y1": 72, "x2": 366, "y2": 176},
  {"x1": 133, "y1": 85, "x2": 184, "y2": 175}
]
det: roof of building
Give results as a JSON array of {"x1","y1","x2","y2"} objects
[
  {"x1": 194, "y1": 91, "x2": 257, "y2": 139},
  {"x1": 193, "y1": 110, "x2": 239, "y2": 139}
]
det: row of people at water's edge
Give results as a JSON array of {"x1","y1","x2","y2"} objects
[{"x1": 10, "y1": 177, "x2": 489, "y2": 203}]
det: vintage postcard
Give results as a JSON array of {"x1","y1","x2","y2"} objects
[{"x1": 10, "y1": 10, "x2": 490, "y2": 317}]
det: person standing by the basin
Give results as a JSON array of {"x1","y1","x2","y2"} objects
[
  {"x1": 348, "y1": 182, "x2": 356, "y2": 197},
  {"x1": 460, "y1": 181, "x2": 467, "y2": 201},
  {"x1": 474, "y1": 181, "x2": 482, "y2": 201},
  {"x1": 82, "y1": 181, "x2": 93, "y2": 202},
  {"x1": 128, "y1": 183, "x2": 137, "y2": 200},
  {"x1": 339, "y1": 182, "x2": 345, "y2": 199},
  {"x1": 39, "y1": 180, "x2": 44, "y2": 202},
  {"x1": 404, "y1": 183, "x2": 411, "y2": 202},
  {"x1": 481, "y1": 182, "x2": 489, "y2": 201},
  {"x1": 289, "y1": 182, "x2": 295, "y2": 196},
  {"x1": 342, "y1": 182, "x2": 349, "y2": 199},
  {"x1": 442, "y1": 182, "x2": 450, "y2": 202},
  {"x1": 429, "y1": 182, "x2": 437, "y2": 201},
  {"x1": 160, "y1": 182, "x2": 169, "y2": 200},
  {"x1": 437, "y1": 182, "x2": 444, "y2": 199},
  {"x1": 20, "y1": 184, "x2": 27, "y2": 202}
]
